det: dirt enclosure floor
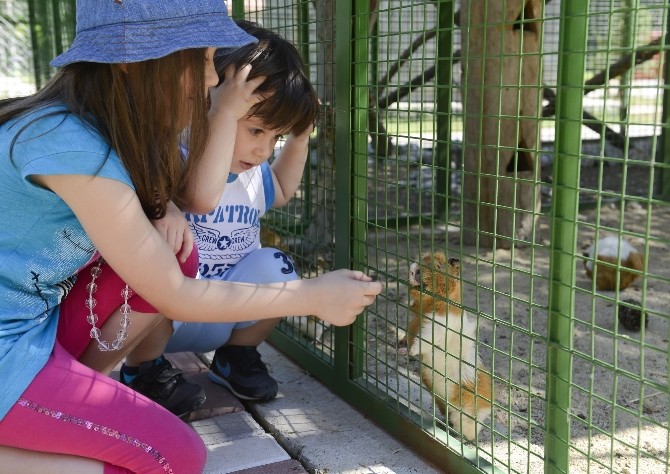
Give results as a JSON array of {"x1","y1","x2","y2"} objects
[
  {"x1": 361, "y1": 202, "x2": 669, "y2": 474},
  {"x1": 283, "y1": 137, "x2": 668, "y2": 473}
]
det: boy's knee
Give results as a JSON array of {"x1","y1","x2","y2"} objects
[{"x1": 229, "y1": 247, "x2": 298, "y2": 283}]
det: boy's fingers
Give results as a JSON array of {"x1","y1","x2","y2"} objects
[
  {"x1": 233, "y1": 63, "x2": 253, "y2": 82},
  {"x1": 176, "y1": 232, "x2": 184, "y2": 253},
  {"x1": 183, "y1": 228, "x2": 194, "y2": 254},
  {"x1": 246, "y1": 74, "x2": 267, "y2": 90},
  {"x1": 224, "y1": 63, "x2": 237, "y2": 80},
  {"x1": 176, "y1": 227, "x2": 194, "y2": 262},
  {"x1": 178, "y1": 241, "x2": 193, "y2": 263}
]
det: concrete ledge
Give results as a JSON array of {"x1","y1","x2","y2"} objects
[
  {"x1": 230, "y1": 459, "x2": 307, "y2": 474},
  {"x1": 193, "y1": 412, "x2": 291, "y2": 474},
  {"x1": 247, "y1": 343, "x2": 443, "y2": 474},
  {"x1": 114, "y1": 352, "x2": 306, "y2": 473}
]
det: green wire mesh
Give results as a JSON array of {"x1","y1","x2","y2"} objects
[{"x1": 246, "y1": 1, "x2": 669, "y2": 472}]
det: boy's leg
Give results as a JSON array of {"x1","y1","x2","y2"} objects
[
  {"x1": 202, "y1": 248, "x2": 297, "y2": 401},
  {"x1": 123, "y1": 317, "x2": 175, "y2": 366},
  {"x1": 144, "y1": 247, "x2": 296, "y2": 402},
  {"x1": 226, "y1": 317, "x2": 279, "y2": 346},
  {"x1": 206, "y1": 317, "x2": 281, "y2": 401}
]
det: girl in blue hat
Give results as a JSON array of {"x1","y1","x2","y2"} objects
[{"x1": 0, "y1": 1, "x2": 382, "y2": 472}]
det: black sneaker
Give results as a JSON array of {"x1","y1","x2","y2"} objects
[
  {"x1": 208, "y1": 345, "x2": 278, "y2": 401},
  {"x1": 120, "y1": 357, "x2": 206, "y2": 418}
]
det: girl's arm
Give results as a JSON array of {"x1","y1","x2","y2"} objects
[
  {"x1": 181, "y1": 65, "x2": 266, "y2": 214},
  {"x1": 34, "y1": 173, "x2": 381, "y2": 326},
  {"x1": 270, "y1": 123, "x2": 313, "y2": 208}
]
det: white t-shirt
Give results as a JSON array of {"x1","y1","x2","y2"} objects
[{"x1": 184, "y1": 162, "x2": 275, "y2": 279}]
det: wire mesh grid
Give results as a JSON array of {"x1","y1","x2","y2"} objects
[{"x1": 243, "y1": 1, "x2": 670, "y2": 472}]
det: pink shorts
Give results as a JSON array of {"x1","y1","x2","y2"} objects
[
  {"x1": 0, "y1": 342, "x2": 206, "y2": 474},
  {"x1": 0, "y1": 245, "x2": 204, "y2": 473}
]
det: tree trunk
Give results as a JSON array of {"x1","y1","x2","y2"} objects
[
  {"x1": 461, "y1": 0, "x2": 543, "y2": 248},
  {"x1": 304, "y1": 0, "x2": 336, "y2": 258}
]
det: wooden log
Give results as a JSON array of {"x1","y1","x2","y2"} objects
[{"x1": 460, "y1": 0, "x2": 543, "y2": 248}]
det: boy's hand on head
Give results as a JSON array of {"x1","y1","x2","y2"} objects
[
  {"x1": 308, "y1": 269, "x2": 383, "y2": 326},
  {"x1": 209, "y1": 64, "x2": 267, "y2": 120},
  {"x1": 288, "y1": 121, "x2": 315, "y2": 144},
  {"x1": 151, "y1": 200, "x2": 194, "y2": 263}
]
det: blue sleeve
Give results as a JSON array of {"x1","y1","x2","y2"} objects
[
  {"x1": 261, "y1": 161, "x2": 275, "y2": 210},
  {"x1": 9, "y1": 107, "x2": 133, "y2": 188}
]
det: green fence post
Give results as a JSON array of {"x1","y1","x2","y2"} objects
[
  {"x1": 545, "y1": 0, "x2": 589, "y2": 473},
  {"x1": 297, "y1": 0, "x2": 313, "y2": 227},
  {"x1": 348, "y1": 0, "x2": 371, "y2": 380},
  {"x1": 333, "y1": 0, "x2": 354, "y2": 379},
  {"x1": 230, "y1": 0, "x2": 245, "y2": 19},
  {"x1": 661, "y1": 7, "x2": 670, "y2": 201},
  {"x1": 27, "y1": 0, "x2": 75, "y2": 88},
  {"x1": 435, "y1": 0, "x2": 454, "y2": 221}
]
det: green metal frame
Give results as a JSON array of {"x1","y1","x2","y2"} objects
[
  {"x1": 271, "y1": 1, "x2": 503, "y2": 471},
  {"x1": 545, "y1": 0, "x2": 589, "y2": 472},
  {"x1": 435, "y1": 0, "x2": 454, "y2": 222},
  {"x1": 662, "y1": 7, "x2": 670, "y2": 201},
  {"x1": 348, "y1": 0, "x2": 369, "y2": 381}
]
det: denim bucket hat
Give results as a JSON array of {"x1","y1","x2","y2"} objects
[{"x1": 50, "y1": 0, "x2": 256, "y2": 67}]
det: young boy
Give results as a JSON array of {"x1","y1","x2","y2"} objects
[{"x1": 120, "y1": 20, "x2": 320, "y2": 406}]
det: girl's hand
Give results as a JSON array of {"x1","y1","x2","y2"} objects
[
  {"x1": 151, "y1": 200, "x2": 194, "y2": 263},
  {"x1": 307, "y1": 270, "x2": 383, "y2": 326},
  {"x1": 209, "y1": 64, "x2": 267, "y2": 121}
]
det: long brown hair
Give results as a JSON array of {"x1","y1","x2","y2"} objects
[{"x1": 0, "y1": 49, "x2": 210, "y2": 219}]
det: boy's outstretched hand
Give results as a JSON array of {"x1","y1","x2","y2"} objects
[{"x1": 307, "y1": 269, "x2": 383, "y2": 327}]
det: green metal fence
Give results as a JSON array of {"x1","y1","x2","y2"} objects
[
  {"x1": 235, "y1": 1, "x2": 670, "y2": 473},
  {"x1": 9, "y1": 0, "x2": 670, "y2": 472}
]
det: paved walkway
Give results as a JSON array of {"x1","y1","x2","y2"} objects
[{"x1": 152, "y1": 343, "x2": 443, "y2": 473}]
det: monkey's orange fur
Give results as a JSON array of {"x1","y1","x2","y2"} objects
[{"x1": 406, "y1": 252, "x2": 492, "y2": 441}]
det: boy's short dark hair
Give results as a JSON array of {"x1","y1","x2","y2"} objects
[{"x1": 214, "y1": 20, "x2": 319, "y2": 136}]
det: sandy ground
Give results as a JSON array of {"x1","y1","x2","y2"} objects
[
  {"x1": 279, "y1": 138, "x2": 668, "y2": 473},
  {"x1": 356, "y1": 201, "x2": 669, "y2": 474}
]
